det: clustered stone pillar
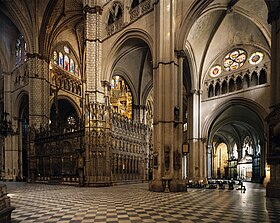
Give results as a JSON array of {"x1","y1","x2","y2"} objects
[
  {"x1": 265, "y1": 3, "x2": 280, "y2": 198},
  {"x1": 149, "y1": 0, "x2": 186, "y2": 192},
  {"x1": 187, "y1": 90, "x2": 207, "y2": 183},
  {"x1": 84, "y1": 0, "x2": 109, "y2": 186},
  {"x1": 28, "y1": 55, "x2": 50, "y2": 182}
]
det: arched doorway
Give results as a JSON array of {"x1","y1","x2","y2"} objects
[
  {"x1": 213, "y1": 142, "x2": 229, "y2": 179},
  {"x1": 50, "y1": 98, "x2": 80, "y2": 180},
  {"x1": 50, "y1": 98, "x2": 79, "y2": 132},
  {"x1": 208, "y1": 104, "x2": 265, "y2": 182},
  {"x1": 35, "y1": 98, "x2": 81, "y2": 183}
]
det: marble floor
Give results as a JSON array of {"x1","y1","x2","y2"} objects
[{"x1": 3, "y1": 181, "x2": 280, "y2": 222}]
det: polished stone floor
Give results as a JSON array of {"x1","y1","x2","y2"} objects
[{"x1": 3, "y1": 181, "x2": 280, "y2": 222}]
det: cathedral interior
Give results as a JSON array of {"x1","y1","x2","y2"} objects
[{"x1": 0, "y1": 0, "x2": 280, "y2": 222}]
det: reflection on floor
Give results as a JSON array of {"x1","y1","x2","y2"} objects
[{"x1": 3, "y1": 181, "x2": 280, "y2": 223}]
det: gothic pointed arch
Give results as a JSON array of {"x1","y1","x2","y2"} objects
[
  {"x1": 50, "y1": 96, "x2": 81, "y2": 131},
  {"x1": 259, "y1": 69, "x2": 267, "y2": 85},
  {"x1": 39, "y1": 0, "x2": 83, "y2": 59},
  {"x1": 102, "y1": 28, "x2": 153, "y2": 82},
  {"x1": 207, "y1": 101, "x2": 266, "y2": 182},
  {"x1": 15, "y1": 92, "x2": 29, "y2": 181},
  {"x1": 215, "y1": 82, "x2": 220, "y2": 96},
  {"x1": 236, "y1": 76, "x2": 243, "y2": 91},
  {"x1": 243, "y1": 73, "x2": 250, "y2": 88},
  {"x1": 221, "y1": 81, "x2": 227, "y2": 94},
  {"x1": 251, "y1": 71, "x2": 258, "y2": 86}
]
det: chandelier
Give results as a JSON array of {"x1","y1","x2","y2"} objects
[{"x1": 0, "y1": 112, "x2": 15, "y2": 138}]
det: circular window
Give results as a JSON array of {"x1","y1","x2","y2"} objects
[
  {"x1": 210, "y1": 65, "x2": 222, "y2": 78},
  {"x1": 224, "y1": 49, "x2": 247, "y2": 71},
  {"x1": 249, "y1": 52, "x2": 264, "y2": 65}
]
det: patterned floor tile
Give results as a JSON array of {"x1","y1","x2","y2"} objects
[{"x1": 1, "y1": 181, "x2": 279, "y2": 222}]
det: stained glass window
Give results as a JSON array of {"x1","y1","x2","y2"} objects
[
  {"x1": 67, "y1": 116, "x2": 75, "y2": 126},
  {"x1": 59, "y1": 52, "x2": 63, "y2": 67},
  {"x1": 75, "y1": 64, "x2": 79, "y2": 75},
  {"x1": 64, "y1": 55, "x2": 69, "y2": 71},
  {"x1": 64, "y1": 45, "x2": 70, "y2": 54},
  {"x1": 16, "y1": 38, "x2": 21, "y2": 65},
  {"x1": 70, "y1": 59, "x2": 75, "y2": 73},
  {"x1": 53, "y1": 51, "x2": 58, "y2": 64},
  {"x1": 24, "y1": 42, "x2": 27, "y2": 61},
  {"x1": 210, "y1": 65, "x2": 222, "y2": 78},
  {"x1": 224, "y1": 49, "x2": 247, "y2": 71},
  {"x1": 249, "y1": 52, "x2": 263, "y2": 65}
]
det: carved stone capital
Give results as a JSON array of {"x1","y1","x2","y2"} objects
[
  {"x1": 101, "y1": 80, "x2": 111, "y2": 89},
  {"x1": 26, "y1": 53, "x2": 48, "y2": 63},
  {"x1": 189, "y1": 89, "x2": 202, "y2": 96},
  {"x1": 174, "y1": 50, "x2": 187, "y2": 59},
  {"x1": 83, "y1": 5, "x2": 103, "y2": 15}
]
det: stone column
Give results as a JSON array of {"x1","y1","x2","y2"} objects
[
  {"x1": 149, "y1": 0, "x2": 185, "y2": 192},
  {"x1": 84, "y1": 1, "x2": 110, "y2": 186},
  {"x1": 187, "y1": 89, "x2": 207, "y2": 182},
  {"x1": 2, "y1": 71, "x2": 13, "y2": 180},
  {"x1": 207, "y1": 145, "x2": 212, "y2": 178},
  {"x1": 28, "y1": 55, "x2": 50, "y2": 182},
  {"x1": 265, "y1": 2, "x2": 280, "y2": 198}
]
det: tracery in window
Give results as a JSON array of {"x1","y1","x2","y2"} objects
[
  {"x1": 16, "y1": 35, "x2": 28, "y2": 66},
  {"x1": 110, "y1": 76, "x2": 132, "y2": 119},
  {"x1": 52, "y1": 46, "x2": 79, "y2": 76},
  {"x1": 64, "y1": 45, "x2": 70, "y2": 54},
  {"x1": 59, "y1": 52, "x2": 63, "y2": 67},
  {"x1": 249, "y1": 52, "x2": 263, "y2": 65},
  {"x1": 16, "y1": 38, "x2": 21, "y2": 65},
  {"x1": 67, "y1": 116, "x2": 76, "y2": 126},
  {"x1": 146, "y1": 90, "x2": 153, "y2": 128},
  {"x1": 75, "y1": 64, "x2": 79, "y2": 76},
  {"x1": 24, "y1": 42, "x2": 27, "y2": 61},
  {"x1": 108, "y1": 2, "x2": 123, "y2": 25},
  {"x1": 53, "y1": 51, "x2": 58, "y2": 64},
  {"x1": 224, "y1": 49, "x2": 247, "y2": 71},
  {"x1": 70, "y1": 59, "x2": 75, "y2": 73},
  {"x1": 64, "y1": 55, "x2": 70, "y2": 71},
  {"x1": 243, "y1": 136, "x2": 253, "y2": 156},
  {"x1": 210, "y1": 65, "x2": 221, "y2": 78}
]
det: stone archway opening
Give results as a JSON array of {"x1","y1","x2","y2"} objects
[
  {"x1": 50, "y1": 98, "x2": 80, "y2": 132},
  {"x1": 208, "y1": 104, "x2": 265, "y2": 183}
]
